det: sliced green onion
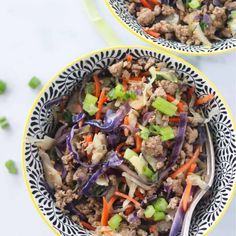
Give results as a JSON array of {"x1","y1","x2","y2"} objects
[
  {"x1": 187, "y1": 0, "x2": 201, "y2": 9},
  {"x1": 108, "y1": 214, "x2": 122, "y2": 230},
  {"x1": 149, "y1": 125, "x2": 161, "y2": 135},
  {"x1": 139, "y1": 125, "x2": 150, "y2": 140},
  {"x1": 0, "y1": 80, "x2": 7, "y2": 94},
  {"x1": 108, "y1": 84, "x2": 136, "y2": 101},
  {"x1": 143, "y1": 165, "x2": 154, "y2": 179},
  {"x1": 144, "y1": 205, "x2": 155, "y2": 218},
  {"x1": 152, "y1": 97, "x2": 177, "y2": 116},
  {"x1": 0, "y1": 117, "x2": 10, "y2": 129},
  {"x1": 199, "y1": 20, "x2": 208, "y2": 31},
  {"x1": 62, "y1": 110, "x2": 72, "y2": 124},
  {"x1": 83, "y1": 93, "x2": 98, "y2": 116},
  {"x1": 124, "y1": 148, "x2": 138, "y2": 160},
  {"x1": 159, "y1": 126, "x2": 175, "y2": 141},
  {"x1": 5, "y1": 160, "x2": 17, "y2": 174},
  {"x1": 28, "y1": 76, "x2": 41, "y2": 89},
  {"x1": 149, "y1": 67, "x2": 178, "y2": 83},
  {"x1": 123, "y1": 91, "x2": 137, "y2": 100},
  {"x1": 153, "y1": 211, "x2": 166, "y2": 221},
  {"x1": 153, "y1": 198, "x2": 168, "y2": 212}
]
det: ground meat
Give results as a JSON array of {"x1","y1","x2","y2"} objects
[
  {"x1": 186, "y1": 127, "x2": 198, "y2": 144},
  {"x1": 153, "y1": 5, "x2": 161, "y2": 16},
  {"x1": 55, "y1": 188, "x2": 79, "y2": 209},
  {"x1": 126, "y1": 135, "x2": 135, "y2": 145},
  {"x1": 137, "y1": 8, "x2": 155, "y2": 26},
  {"x1": 108, "y1": 61, "x2": 124, "y2": 77},
  {"x1": 157, "y1": 220, "x2": 172, "y2": 232},
  {"x1": 158, "y1": 80, "x2": 178, "y2": 96},
  {"x1": 128, "y1": 2, "x2": 136, "y2": 14},
  {"x1": 221, "y1": 27, "x2": 232, "y2": 38},
  {"x1": 156, "y1": 161, "x2": 165, "y2": 170},
  {"x1": 165, "y1": 177, "x2": 183, "y2": 197},
  {"x1": 168, "y1": 197, "x2": 180, "y2": 209},
  {"x1": 118, "y1": 223, "x2": 137, "y2": 236},
  {"x1": 141, "y1": 136, "x2": 163, "y2": 157},
  {"x1": 73, "y1": 166, "x2": 88, "y2": 185},
  {"x1": 174, "y1": 24, "x2": 192, "y2": 44},
  {"x1": 122, "y1": 69, "x2": 131, "y2": 80},
  {"x1": 62, "y1": 154, "x2": 74, "y2": 171},
  {"x1": 157, "y1": 62, "x2": 167, "y2": 69},
  {"x1": 184, "y1": 142, "x2": 193, "y2": 157},
  {"x1": 151, "y1": 21, "x2": 175, "y2": 33},
  {"x1": 131, "y1": 63, "x2": 143, "y2": 76},
  {"x1": 144, "y1": 57, "x2": 156, "y2": 70},
  {"x1": 137, "y1": 229, "x2": 148, "y2": 236},
  {"x1": 162, "y1": 4, "x2": 176, "y2": 16},
  {"x1": 212, "y1": 7, "x2": 227, "y2": 28},
  {"x1": 65, "y1": 171, "x2": 74, "y2": 186},
  {"x1": 147, "y1": 186, "x2": 158, "y2": 197}
]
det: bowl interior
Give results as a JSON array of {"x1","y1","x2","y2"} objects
[
  {"x1": 23, "y1": 47, "x2": 236, "y2": 236},
  {"x1": 106, "y1": 0, "x2": 236, "y2": 54}
]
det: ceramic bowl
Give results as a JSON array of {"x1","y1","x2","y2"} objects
[
  {"x1": 104, "y1": 0, "x2": 236, "y2": 55},
  {"x1": 22, "y1": 46, "x2": 236, "y2": 236}
]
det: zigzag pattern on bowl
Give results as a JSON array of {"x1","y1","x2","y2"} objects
[
  {"x1": 107, "y1": 0, "x2": 236, "y2": 54},
  {"x1": 24, "y1": 48, "x2": 236, "y2": 235}
]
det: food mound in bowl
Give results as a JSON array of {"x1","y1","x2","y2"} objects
[
  {"x1": 33, "y1": 55, "x2": 214, "y2": 235},
  {"x1": 126, "y1": 0, "x2": 236, "y2": 47}
]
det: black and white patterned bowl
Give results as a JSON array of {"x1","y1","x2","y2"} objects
[
  {"x1": 104, "y1": 0, "x2": 236, "y2": 55},
  {"x1": 22, "y1": 46, "x2": 236, "y2": 236}
]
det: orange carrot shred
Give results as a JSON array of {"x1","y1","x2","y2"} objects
[
  {"x1": 122, "y1": 78, "x2": 128, "y2": 91},
  {"x1": 133, "y1": 134, "x2": 142, "y2": 153},
  {"x1": 124, "y1": 205, "x2": 135, "y2": 216},
  {"x1": 80, "y1": 221, "x2": 96, "y2": 231},
  {"x1": 128, "y1": 76, "x2": 143, "y2": 82},
  {"x1": 166, "y1": 94, "x2": 185, "y2": 112},
  {"x1": 195, "y1": 94, "x2": 214, "y2": 106},
  {"x1": 124, "y1": 116, "x2": 129, "y2": 136},
  {"x1": 93, "y1": 74, "x2": 101, "y2": 98},
  {"x1": 140, "y1": 0, "x2": 153, "y2": 9},
  {"x1": 170, "y1": 145, "x2": 201, "y2": 179},
  {"x1": 182, "y1": 163, "x2": 197, "y2": 212},
  {"x1": 101, "y1": 197, "x2": 109, "y2": 226},
  {"x1": 149, "y1": 224, "x2": 158, "y2": 233},
  {"x1": 84, "y1": 135, "x2": 93, "y2": 143},
  {"x1": 143, "y1": 29, "x2": 160, "y2": 38},
  {"x1": 134, "y1": 190, "x2": 144, "y2": 200},
  {"x1": 96, "y1": 88, "x2": 107, "y2": 120},
  {"x1": 107, "y1": 196, "x2": 118, "y2": 214},
  {"x1": 126, "y1": 54, "x2": 133, "y2": 63},
  {"x1": 148, "y1": 0, "x2": 161, "y2": 5},
  {"x1": 115, "y1": 191, "x2": 141, "y2": 207},
  {"x1": 187, "y1": 86, "x2": 195, "y2": 99},
  {"x1": 169, "y1": 117, "x2": 181, "y2": 123},
  {"x1": 116, "y1": 142, "x2": 126, "y2": 154}
]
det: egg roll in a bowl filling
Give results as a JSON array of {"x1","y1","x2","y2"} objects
[
  {"x1": 29, "y1": 55, "x2": 215, "y2": 236},
  {"x1": 126, "y1": 0, "x2": 236, "y2": 47}
]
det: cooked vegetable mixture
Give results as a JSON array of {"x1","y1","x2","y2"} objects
[
  {"x1": 31, "y1": 55, "x2": 214, "y2": 235},
  {"x1": 126, "y1": 0, "x2": 236, "y2": 47}
]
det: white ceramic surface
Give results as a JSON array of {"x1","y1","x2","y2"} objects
[{"x1": 0, "y1": 0, "x2": 236, "y2": 235}]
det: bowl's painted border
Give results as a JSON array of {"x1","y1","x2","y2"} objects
[
  {"x1": 22, "y1": 46, "x2": 236, "y2": 236},
  {"x1": 103, "y1": 0, "x2": 236, "y2": 56}
]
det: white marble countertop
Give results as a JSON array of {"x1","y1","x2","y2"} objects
[{"x1": 0, "y1": 0, "x2": 235, "y2": 235}]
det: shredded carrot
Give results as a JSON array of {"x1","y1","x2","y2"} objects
[
  {"x1": 140, "y1": 0, "x2": 153, "y2": 9},
  {"x1": 124, "y1": 205, "x2": 135, "y2": 216},
  {"x1": 93, "y1": 74, "x2": 101, "y2": 98},
  {"x1": 80, "y1": 221, "x2": 96, "y2": 231},
  {"x1": 170, "y1": 145, "x2": 201, "y2": 179},
  {"x1": 126, "y1": 54, "x2": 133, "y2": 63},
  {"x1": 149, "y1": 224, "x2": 158, "y2": 233},
  {"x1": 133, "y1": 134, "x2": 142, "y2": 153},
  {"x1": 115, "y1": 191, "x2": 141, "y2": 207},
  {"x1": 107, "y1": 196, "x2": 118, "y2": 214},
  {"x1": 101, "y1": 197, "x2": 109, "y2": 226},
  {"x1": 148, "y1": 0, "x2": 161, "y2": 5},
  {"x1": 195, "y1": 94, "x2": 214, "y2": 106},
  {"x1": 166, "y1": 94, "x2": 185, "y2": 112},
  {"x1": 122, "y1": 78, "x2": 128, "y2": 91},
  {"x1": 187, "y1": 86, "x2": 195, "y2": 100},
  {"x1": 124, "y1": 116, "x2": 129, "y2": 136},
  {"x1": 116, "y1": 142, "x2": 126, "y2": 154},
  {"x1": 182, "y1": 163, "x2": 197, "y2": 212},
  {"x1": 96, "y1": 88, "x2": 107, "y2": 120},
  {"x1": 169, "y1": 117, "x2": 180, "y2": 123},
  {"x1": 134, "y1": 190, "x2": 144, "y2": 200},
  {"x1": 128, "y1": 76, "x2": 143, "y2": 82},
  {"x1": 143, "y1": 29, "x2": 160, "y2": 38},
  {"x1": 84, "y1": 135, "x2": 93, "y2": 143},
  {"x1": 141, "y1": 71, "x2": 150, "y2": 77},
  {"x1": 101, "y1": 229, "x2": 113, "y2": 236}
]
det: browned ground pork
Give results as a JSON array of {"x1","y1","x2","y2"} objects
[{"x1": 126, "y1": 0, "x2": 236, "y2": 46}]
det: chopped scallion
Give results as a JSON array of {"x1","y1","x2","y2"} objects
[
  {"x1": 144, "y1": 205, "x2": 155, "y2": 218},
  {"x1": 108, "y1": 214, "x2": 122, "y2": 230},
  {"x1": 5, "y1": 160, "x2": 17, "y2": 174},
  {"x1": 0, "y1": 80, "x2": 7, "y2": 94},
  {"x1": 83, "y1": 93, "x2": 98, "y2": 116},
  {"x1": 0, "y1": 117, "x2": 10, "y2": 129},
  {"x1": 159, "y1": 126, "x2": 175, "y2": 141},
  {"x1": 153, "y1": 198, "x2": 168, "y2": 212},
  {"x1": 152, "y1": 97, "x2": 177, "y2": 116},
  {"x1": 143, "y1": 165, "x2": 154, "y2": 179},
  {"x1": 153, "y1": 211, "x2": 166, "y2": 221},
  {"x1": 28, "y1": 76, "x2": 41, "y2": 89},
  {"x1": 139, "y1": 125, "x2": 150, "y2": 140}
]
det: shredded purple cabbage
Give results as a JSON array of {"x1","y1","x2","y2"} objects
[
  {"x1": 84, "y1": 103, "x2": 130, "y2": 132},
  {"x1": 44, "y1": 96, "x2": 68, "y2": 109},
  {"x1": 65, "y1": 202, "x2": 87, "y2": 221},
  {"x1": 72, "y1": 112, "x2": 86, "y2": 123},
  {"x1": 81, "y1": 152, "x2": 123, "y2": 196},
  {"x1": 142, "y1": 111, "x2": 154, "y2": 126}
]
